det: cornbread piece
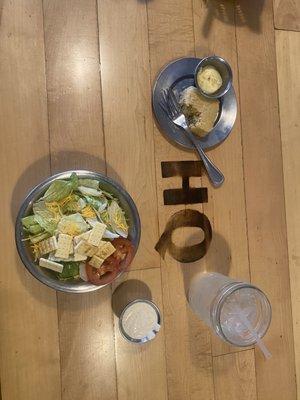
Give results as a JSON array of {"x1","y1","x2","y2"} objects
[{"x1": 180, "y1": 86, "x2": 219, "y2": 137}]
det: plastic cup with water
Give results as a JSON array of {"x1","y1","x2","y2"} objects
[{"x1": 188, "y1": 272, "x2": 272, "y2": 358}]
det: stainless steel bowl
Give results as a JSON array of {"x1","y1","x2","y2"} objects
[
  {"x1": 195, "y1": 55, "x2": 233, "y2": 99},
  {"x1": 15, "y1": 170, "x2": 141, "y2": 293}
]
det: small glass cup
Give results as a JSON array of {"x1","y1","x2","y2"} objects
[{"x1": 188, "y1": 272, "x2": 272, "y2": 347}]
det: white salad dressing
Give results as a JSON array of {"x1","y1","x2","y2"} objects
[{"x1": 121, "y1": 301, "x2": 160, "y2": 340}]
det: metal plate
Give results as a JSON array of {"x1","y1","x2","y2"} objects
[
  {"x1": 152, "y1": 57, "x2": 237, "y2": 151},
  {"x1": 15, "y1": 170, "x2": 141, "y2": 293}
]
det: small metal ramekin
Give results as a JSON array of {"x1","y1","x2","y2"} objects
[
  {"x1": 119, "y1": 299, "x2": 161, "y2": 344},
  {"x1": 195, "y1": 55, "x2": 233, "y2": 99}
]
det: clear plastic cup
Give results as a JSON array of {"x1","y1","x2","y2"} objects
[{"x1": 188, "y1": 272, "x2": 272, "y2": 347}]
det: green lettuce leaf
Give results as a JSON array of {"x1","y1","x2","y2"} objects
[
  {"x1": 29, "y1": 232, "x2": 50, "y2": 244},
  {"x1": 34, "y1": 214, "x2": 58, "y2": 235},
  {"x1": 57, "y1": 213, "x2": 89, "y2": 235},
  {"x1": 32, "y1": 201, "x2": 59, "y2": 234},
  {"x1": 77, "y1": 186, "x2": 102, "y2": 197},
  {"x1": 22, "y1": 215, "x2": 36, "y2": 229},
  {"x1": 101, "y1": 190, "x2": 115, "y2": 200},
  {"x1": 78, "y1": 179, "x2": 99, "y2": 190},
  {"x1": 107, "y1": 200, "x2": 128, "y2": 238},
  {"x1": 84, "y1": 195, "x2": 108, "y2": 212},
  {"x1": 41, "y1": 172, "x2": 79, "y2": 202},
  {"x1": 57, "y1": 262, "x2": 80, "y2": 280},
  {"x1": 28, "y1": 224, "x2": 43, "y2": 235},
  {"x1": 61, "y1": 194, "x2": 81, "y2": 214}
]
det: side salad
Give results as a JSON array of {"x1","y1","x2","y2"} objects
[{"x1": 22, "y1": 173, "x2": 134, "y2": 285}]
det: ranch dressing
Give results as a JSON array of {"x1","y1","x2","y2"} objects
[{"x1": 120, "y1": 300, "x2": 161, "y2": 342}]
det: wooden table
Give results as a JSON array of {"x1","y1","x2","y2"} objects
[{"x1": 1, "y1": 1, "x2": 299, "y2": 399}]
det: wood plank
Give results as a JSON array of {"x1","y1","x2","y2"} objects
[
  {"x1": 43, "y1": 2, "x2": 117, "y2": 399},
  {"x1": 97, "y1": 0, "x2": 160, "y2": 271},
  {"x1": 43, "y1": 0, "x2": 105, "y2": 171},
  {"x1": 235, "y1": 1, "x2": 296, "y2": 399},
  {"x1": 193, "y1": 0, "x2": 251, "y2": 357},
  {"x1": 275, "y1": 29, "x2": 300, "y2": 399},
  {"x1": 112, "y1": 268, "x2": 168, "y2": 400},
  {"x1": 57, "y1": 290, "x2": 116, "y2": 400},
  {"x1": 0, "y1": 1, "x2": 61, "y2": 399},
  {"x1": 147, "y1": 1, "x2": 215, "y2": 399},
  {"x1": 213, "y1": 350, "x2": 257, "y2": 400},
  {"x1": 274, "y1": 0, "x2": 300, "y2": 31}
]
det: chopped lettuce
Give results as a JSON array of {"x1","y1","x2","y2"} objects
[
  {"x1": 29, "y1": 232, "x2": 50, "y2": 244},
  {"x1": 77, "y1": 198, "x2": 86, "y2": 210},
  {"x1": 79, "y1": 262, "x2": 88, "y2": 281},
  {"x1": 61, "y1": 194, "x2": 81, "y2": 214},
  {"x1": 22, "y1": 215, "x2": 36, "y2": 229},
  {"x1": 103, "y1": 229, "x2": 119, "y2": 239},
  {"x1": 84, "y1": 195, "x2": 108, "y2": 212},
  {"x1": 101, "y1": 189, "x2": 115, "y2": 200},
  {"x1": 33, "y1": 213, "x2": 58, "y2": 235},
  {"x1": 107, "y1": 200, "x2": 128, "y2": 238},
  {"x1": 78, "y1": 179, "x2": 99, "y2": 190},
  {"x1": 57, "y1": 213, "x2": 89, "y2": 235},
  {"x1": 28, "y1": 224, "x2": 43, "y2": 235},
  {"x1": 57, "y1": 262, "x2": 80, "y2": 280},
  {"x1": 41, "y1": 172, "x2": 78, "y2": 202},
  {"x1": 86, "y1": 218, "x2": 99, "y2": 228},
  {"x1": 77, "y1": 186, "x2": 102, "y2": 197},
  {"x1": 32, "y1": 201, "x2": 59, "y2": 234}
]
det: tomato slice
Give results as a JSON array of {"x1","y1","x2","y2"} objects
[
  {"x1": 86, "y1": 239, "x2": 135, "y2": 286},
  {"x1": 111, "y1": 238, "x2": 134, "y2": 271},
  {"x1": 86, "y1": 257, "x2": 119, "y2": 286}
]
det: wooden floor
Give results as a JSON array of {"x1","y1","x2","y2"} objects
[{"x1": 0, "y1": 0, "x2": 299, "y2": 399}]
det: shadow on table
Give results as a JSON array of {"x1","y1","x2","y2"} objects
[
  {"x1": 178, "y1": 231, "x2": 232, "y2": 360},
  {"x1": 200, "y1": 0, "x2": 265, "y2": 38},
  {"x1": 11, "y1": 151, "x2": 124, "y2": 306},
  {"x1": 112, "y1": 279, "x2": 152, "y2": 317},
  {"x1": 180, "y1": 230, "x2": 231, "y2": 297}
]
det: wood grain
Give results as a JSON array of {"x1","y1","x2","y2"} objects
[
  {"x1": 273, "y1": 0, "x2": 300, "y2": 31},
  {"x1": 193, "y1": 0, "x2": 251, "y2": 357},
  {"x1": 276, "y1": 29, "x2": 300, "y2": 399},
  {"x1": 57, "y1": 289, "x2": 116, "y2": 400},
  {"x1": 43, "y1": 1, "x2": 117, "y2": 399},
  {"x1": 0, "y1": 1, "x2": 61, "y2": 399},
  {"x1": 43, "y1": 0, "x2": 105, "y2": 172},
  {"x1": 213, "y1": 350, "x2": 257, "y2": 400},
  {"x1": 147, "y1": 1, "x2": 215, "y2": 399},
  {"x1": 97, "y1": 0, "x2": 159, "y2": 271},
  {"x1": 236, "y1": 0, "x2": 296, "y2": 399},
  {"x1": 112, "y1": 269, "x2": 168, "y2": 400}
]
